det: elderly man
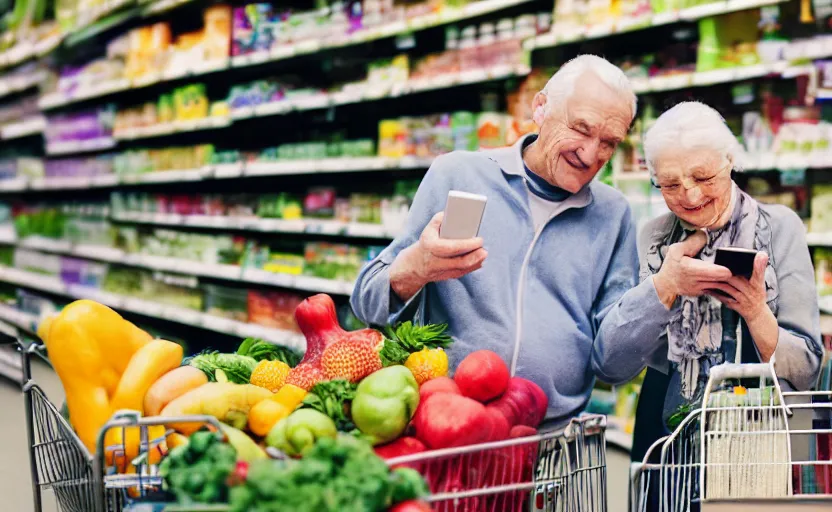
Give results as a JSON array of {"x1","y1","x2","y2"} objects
[{"x1": 351, "y1": 55, "x2": 667, "y2": 427}]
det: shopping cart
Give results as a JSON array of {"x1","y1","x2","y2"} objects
[
  {"x1": 7, "y1": 335, "x2": 221, "y2": 512},
  {"x1": 630, "y1": 361, "x2": 832, "y2": 512},
  {"x1": 9, "y1": 323, "x2": 609, "y2": 512},
  {"x1": 387, "y1": 414, "x2": 608, "y2": 511}
]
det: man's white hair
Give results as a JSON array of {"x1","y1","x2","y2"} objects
[
  {"x1": 541, "y1": 54, "x2": 637, "y2": 118},
  {"x1": 643, "y1": 101, "x2": 745, "y2": 179}
]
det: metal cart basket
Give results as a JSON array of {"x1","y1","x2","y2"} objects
[
  {"x1": 13, "y1": 337, "x2": 219, "y2": 512},
  {"x1": 387, "y1": 414, "x2": 608, "y2": 511},
  {"x1": 631, "y1": 361, "x2": 832, "y2": 512}
]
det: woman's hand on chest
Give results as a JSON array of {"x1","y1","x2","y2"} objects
[{"x1": 652, "y1": 231, "x2": 734, "y2": 309}]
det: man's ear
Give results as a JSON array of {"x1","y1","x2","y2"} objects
[{"x1": 532, "y1": 92, "x2": 547, "y2": 127}]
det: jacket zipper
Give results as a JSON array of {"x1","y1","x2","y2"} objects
[
  {"x1": 509, "y1": 204, "x2": 573, "y2": 376},
  {"x1": 510, "y1": 226, "x2": 545, "y2": 376}
]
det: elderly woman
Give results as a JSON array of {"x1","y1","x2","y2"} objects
[{"x1": 629, "y1": 102, "x2": 824, "y2": 462}]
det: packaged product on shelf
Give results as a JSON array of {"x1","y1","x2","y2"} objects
[
  {"x1": 477, "y1": 112, "x2": 509, "y2": 149},
  {"x1": 261, "y1": 251, "x2": 306, "y2": 276},
  {"x1": 60, "y1": 257, "x2": 108, "y2": 288},
  {"x1": 45, "y1": 106, "x2": 116, "y2": 146},
  {"x1": 204, "y1": 283, "x2": 249, "y2": 322},
  {"x1": 451, "y1": 111, "x2": 478, "y2": 151},
  {"x1": 378, "y1": 119, "x2": 408, "y2": 157},
  {"x1": 696, "y1": 12, "x2": 761, "y2": 72},
  {"x1": 257, "y1": 193, "x2": 303, "y2": 219},
  {"x1": 16, "y1": 290, "x2": 61, "y2": 320},
  {"x1": 173, "y1": 84, "x2": 210, "y2": 120},
  {"x1": 816, "y1": 249, "x2": 832, "y2": 297},
  {"x1": 232, "y1": 4, "x2": 280, "y2": 57},
  {"x1": 811, "y1": 186, "x2": 832, "y2": 235},
  {"x1": 0, "y1": 94, "x2": 39, "y2": 125},
  {"x1": 203, "y1": 5, "x2": 233, "y2": 61},
  {"x1": 303, "y1": 188, "x2": 337, "y2": 218},
  {"x1": 13, "y1": 249, "x2": 61, "y2": 275},
  {"x1": 248, "y1": 290, "x2": 303, "y2": 331}
]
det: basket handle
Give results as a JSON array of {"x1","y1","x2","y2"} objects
[{"x1": 706, "y1": 362, "x2": 775, "y2": 385}]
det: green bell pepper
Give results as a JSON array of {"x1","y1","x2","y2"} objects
[
  {"x1": 266, "y1": 409, "x2": 338, "y2": 456},
  {"x1": 351, "y1": 366, "x2": 420, "y2": 445}
]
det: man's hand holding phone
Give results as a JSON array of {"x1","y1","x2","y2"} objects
[{"x1": 390, "y1": 212, "x2": 488, "y2": 302}]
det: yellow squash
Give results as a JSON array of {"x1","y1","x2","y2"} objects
[
  {"x1": 160, "y1": 382, "x2": 273, "y2": 435},
  {"x1": 111, "y1": 339, "x2": 183, "y2": 413},
  {"x1": 40, "y1": 300, "x2": 154, "y2": 452},
  {"x1": 247, "y1": 384, "x2": 308, "y2": 437}
]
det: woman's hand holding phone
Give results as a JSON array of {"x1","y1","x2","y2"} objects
[
  {"x1": 390, "y1": 212, "x2": 488, "y2": 301},
  {"x1": 705, "y1": 251, "x2": 770, "y2": 320}
]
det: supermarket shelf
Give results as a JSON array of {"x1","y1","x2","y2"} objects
[
  {"x1": 45, "y1": 137, "x2": 117, "y2": 156},
  {"x1": 628, "y1": 58, "x2": 829, "y2": 96},
  {"x1": 10, "y1": 236, "x2": 357, "y2": 296},
  {"x1": 114, "y1": 116, "x2": 232, "y2": 141},
  {"x1": 0, "y1": 0, "x2": 134, "y2": 71},
  {"x1": 525, "y1": 0, "x2": 785, "y2": 51},
  {"x1": 0, "y1": 264, "x2": 306, "y2": 349},
  {"x1": 0, "y1": 303, "x2": 39, "y2": 335},
  {"x1": 36, "y1": 0, "x2": 534, "y2": 110},
  {"x1": 112, "y1": 66, "x2": 530, "y2": 142},
  {"x1": 39, "y1": 78, "x2": 132, "y2": 110},
  {"x1": 613, "y1": 156, "x2": 830, "y2": 184},
  {"x1": 86, "y1": 56, "x2": 820, "y2": 146},
  {"x1": 820, "y1": 296, "x2": 832, "y2": 316},
  {"x1": 0, "y1": 156, "x2": 433, "y2": 192},
  {"x1": 807, "y1": 233, "x2": 832, "y2": 247},
  {"x1": 113, "y1": 212, "x2": 400, "y2": 239},
  {"x1": 0, "y1": 71, "x2": 45, "y2": 100},
  {"x1": 0, "y1": 116, "x2": 46, "y2": 140}
]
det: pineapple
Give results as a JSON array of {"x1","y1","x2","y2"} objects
[
  {"x1": 249, "y1": 360, "x2": 290, "y2": 392},
  {"x1": 404, "y1": 348, "x2": 448, "y2": 385}
]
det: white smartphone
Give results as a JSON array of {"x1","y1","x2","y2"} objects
[{"x1": 440, "y1": 190, "x2": 487, "y2": 239}]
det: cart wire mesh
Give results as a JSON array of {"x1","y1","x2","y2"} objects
[
  {"x1": 630, "y1": 362, "x2": 806, "y2": 512},
  {"x1": 387, "y1": 415, "x2": 607, "y2": 512},
  {"x1": 25, "y1": 381, "x2": 96, "y2": 512}
]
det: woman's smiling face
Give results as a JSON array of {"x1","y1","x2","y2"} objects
[{"x1": 653, "y1": 147, "x2": 734, "y2": 229}]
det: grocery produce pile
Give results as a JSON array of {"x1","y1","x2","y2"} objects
[{"x1": 38, "y1": 294, "x2": 551, "y2": 511}]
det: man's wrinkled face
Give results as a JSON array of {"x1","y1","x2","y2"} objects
[{"x1": 532, "y1": 73, "x2": 632, "y2": 193}]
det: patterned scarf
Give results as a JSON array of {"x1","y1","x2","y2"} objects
[{"x1": 640, "y1": 184, "x2": 779, "y2": 400}]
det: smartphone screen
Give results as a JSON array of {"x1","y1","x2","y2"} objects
[{"x1": 714, "y1": 247, "x2": 757, "y2": 279}]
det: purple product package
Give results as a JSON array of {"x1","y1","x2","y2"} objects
[{"x1": 232, "y1": 4, "x2": 280, "y2": 57}]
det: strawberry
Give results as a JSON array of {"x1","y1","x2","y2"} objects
[
  {"x1": 320, "y1": 337, "x2": 383, "y2": 382},
  {"x1": 285, "y1": 363, "x2": 327, "y2": 391},
  {"x1": 404, "y1": 347, "x2": 448, "y2": 385}
]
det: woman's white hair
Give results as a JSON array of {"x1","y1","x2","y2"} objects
[
  {"x1": 541, "y1": 54, "x2": 637, "y2": 118},
  {"x1": 644, "y1": 101, "x2": 745, "y2": 178}
]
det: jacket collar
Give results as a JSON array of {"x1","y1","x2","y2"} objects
[{"x1": 482, "y1": 133, "x2": 594, "y2": 209}]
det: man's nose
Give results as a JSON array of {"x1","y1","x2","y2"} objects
[{"x1": 578, "y1": 139, "x2": 600, "y2": 163}]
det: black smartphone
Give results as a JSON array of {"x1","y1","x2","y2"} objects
[{"x1": 714, "y1": 247, "x2": 758, "y2": 279}]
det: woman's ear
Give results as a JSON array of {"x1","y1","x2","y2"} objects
[{"x1": 532, "y1": 92, "x2": 547, "y2": 127}]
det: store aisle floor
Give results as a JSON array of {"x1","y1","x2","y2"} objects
[
  {"x1": 1, "y1": 360, "x2": 63, "y2": 512},
  {"x1": 0, "y1": 362, "x2": 630, "y2": 512}
]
